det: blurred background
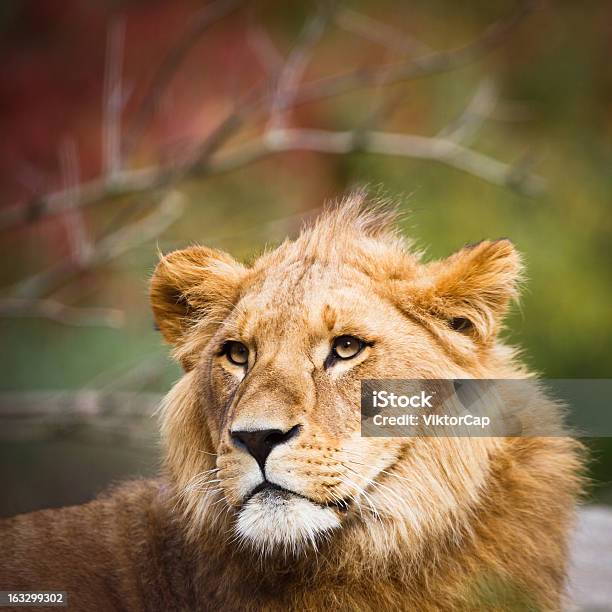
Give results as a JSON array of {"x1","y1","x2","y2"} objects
[{"x1": 0, "y1": 0, "x2": 610, "y2": 518}]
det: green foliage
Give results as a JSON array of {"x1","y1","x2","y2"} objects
[{"x1": 465, "y1": 572, "x2": 541, "y2": 612}]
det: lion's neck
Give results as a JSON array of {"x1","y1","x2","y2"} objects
[
  {"x1": 152, "y1": 432, "x2": 578, "y2": 611},
  {"x1": 167, "y1": 498, "x2": 451, "y2": 610}
]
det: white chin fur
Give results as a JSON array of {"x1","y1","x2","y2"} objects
[{"x1": 235, "y1": 489, "x2": 340, "y2": 555}]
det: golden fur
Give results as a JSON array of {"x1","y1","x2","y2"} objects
[{"x1": 0, "y1": 195, "x2": 583, "y2": 610}]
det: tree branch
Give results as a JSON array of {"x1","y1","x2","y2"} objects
[
  {"x1": 0, "y1": 391, "x2": 161, "y2": 443},
  {"x1": 0, "y1": 0, "x2": 538, "y2": 232},
  {"x1": 295, "y1": 0, "x2": 537, "y2": 105},
  {"x1": 121, "y1": 0, "x2": 244, "y2": 159},
  {"x1": 437, "y1": 77, "x2": 498, "y2": 145},
  {"x1": 0, "y1": 298, "x2": 125, "y2": 328},
  {"x1": 12, "y1": 190, "x2": 185, "y2": 299},
  {"x1": 267, "y1": 6, "x2": 330, "y2": 131},
  {"x1": 102, "y1": 17, "x2": 127, "y2": 178},
  {"x1": 196, "y1": 127, "x2": 545, "y2": 196},
  {"x1": 335, "y1": 7, "x2": 432, "y2": 56}
]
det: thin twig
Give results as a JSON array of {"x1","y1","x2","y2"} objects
[
  {"x1": 0, "y1": 390, "x2": 161, "y2": 443},
  {"x1": 335, "y1": 7, "x2": 432, "y2": 56},
  {"x1": 0, "y1": 298, "x2": 125, "y2": 328},
  {"x1": 0, "y1": 391, "x2": 160, "y2": 420},
  {"x1": 296, "y1": 0, "x2": 537, "y2": 105},
  {"x1": 0, "y1": 0, "x2": 537, "y2": 231},
  {"x1": 437, "y1": 77, "x2": 498, "y2": 145},
  {"x1": 267, "y1": 6, "x2": 330, "y2": 132},
  {"x1": 59, "y1": 137, "x2": 92, "y2": 266},
  {"x1": 121, "y1": 0, "x2": 244, "y2": 159},
  {"x1": 11, "y1": 190, "x2": 185, "y2": 299},
  {"x1": 102, "y1": 17, "x2": 126, "y2": 178},
  {"x1": 247, "y1": 23, "x2": 284, "y2": 77},
  {"x1": 83, "y1": 353, "x2": 170, "y2": 392}
]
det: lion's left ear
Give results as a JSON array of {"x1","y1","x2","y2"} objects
[
  {"x1": 411, "y1": 239, "x2": 523, "y2": 343},
  {"x1": 150, "y1": 246, "x2": 247, "y2": 352}
]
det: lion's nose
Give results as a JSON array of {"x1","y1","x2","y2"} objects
[{"x1": 231, "y1": 425, "x2": 301, "y2": 472}]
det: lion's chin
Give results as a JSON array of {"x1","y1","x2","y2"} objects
[{"x1": 235, "y1": 488, "x2": 340, "y2": 555}]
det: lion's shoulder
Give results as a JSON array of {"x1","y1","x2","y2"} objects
[{"x1": 0, "y1": 479, "x2": 187, "y2": 608}]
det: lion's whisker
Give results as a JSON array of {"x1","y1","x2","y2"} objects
[
  {"x1": 341, "y1": 462, "x2": 405, "y2": 515},
  {"x1": 338, "y1": 475, "x2": 383, "y2": 527}
]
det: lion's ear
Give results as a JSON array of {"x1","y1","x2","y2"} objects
[
  {"x1": 413, "y1": 239, "x2": 523, "y2": 343},
  {"x1": 150, "y1": 246, "x2": 247, "y2": 348}
]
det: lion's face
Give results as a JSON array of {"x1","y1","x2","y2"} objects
[
  {"x1": 206, "y1": 262, "x2": 468, "y2": 553},
  {"x1": 151, "y1": 200, "x2": 522, "y2": 556}
]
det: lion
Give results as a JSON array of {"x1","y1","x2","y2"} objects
[{"x1": 0, "y1": 195, "x2": 583, "y2": 611}]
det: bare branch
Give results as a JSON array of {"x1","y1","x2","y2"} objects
[
  {"x1": 0, "y1": 391, "x2": 160, "y2": 419},
  {"x1": 0, "y1": 0, "x2": 538, "y2": 231},
  {"x1": 59, "y1": 137, "x2": 93, "y2": 266},
  {"x1": 295, "y1": 0, "x2": 537, "y2": 106},
  {"x1": 102, "y1": 17, "x2": 126, "y2": 178},
  {"x1": 0, "y1": 298, "x2": 125, "y2": 328},
  {"x1": 121, "y1": 0, "x2": 244, "y2": 159},
  {"x1": 201, "y1": 127, "x2": 545, "y2": 196},
  {"x1": 83, "y1": 354, "x2": 169, "y2": 392},
  {"x1": 12, "y1": 190, "x2": 185, "y2": 299},
  {"x1": 267, "y1": 7, "x2": 330, "y2": 132},
  {"x1": 0, "y1": 391, "x2": 161, "y2": 443},
  {"x1": 335, "y1": 7, "x2": 432, "y2": 56},
  {"x1": 437, "y1": 78, "x2": 498, "y2": 145},
  {"x1": 94, "y1": 190, "x2": 185, "y2": 262},
  {"x1": 247, "y1": 23, "x2": 284, "y2": 78}
]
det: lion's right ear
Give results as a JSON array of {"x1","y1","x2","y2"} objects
[
  {"x1": 406, "y1": 239, "x2": 523, "y2": 344},
  {"x1": 150, "y1": 246, "x2": 247, "y2": 349}
]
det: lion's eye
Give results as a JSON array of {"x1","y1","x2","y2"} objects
[
  {"x1": 332, "y1": 335, "x2": 365, "y2": 360},
  {"x1": 449, "y1": 317, "x2": 472, "y2": 333},
  {"x1": 224, "y1": 341, "x2": 249, "y2": 366}
]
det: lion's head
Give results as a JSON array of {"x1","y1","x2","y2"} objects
[{"x1": 151, "y1": 195, "x2": 525, "y2": 560}]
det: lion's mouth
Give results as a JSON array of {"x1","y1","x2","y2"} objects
[{"x1": 245, "y1": 481, "x2": 350, "y2": 513}]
